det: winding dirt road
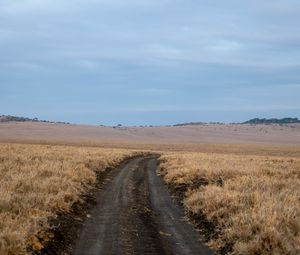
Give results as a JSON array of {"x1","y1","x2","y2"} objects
[{"x1": 73, "y1": 156, "x2": 212, "y2": 255}]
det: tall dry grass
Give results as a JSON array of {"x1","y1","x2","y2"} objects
[
  {"x1": 159, "y1": 152, "x2": 300, "y2": 255},
  {"x1": 0, "y1": 143, "x2": 139, "y2": 255}
]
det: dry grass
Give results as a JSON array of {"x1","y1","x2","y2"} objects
[
  {"x1": 2, "y1": 140, "x2": 300, "y2": 255},
  {"x1": 0, "y1": 143, "x2": 140, "y2": 255},
  {"x1": 4, "y1": 139, "x2": 300, "y2": 158},
  {"x1": 159, "y1": 152, "x2": 300, "y2": 255}
]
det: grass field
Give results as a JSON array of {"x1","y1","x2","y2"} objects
[
  {"x1": 1, "y1": 141, "x2": 300, "y2": 254},
  {"x1": 0, "y1": 143, "x2": 141, "y2": 255},
  {"x1": 158, "y1": 152, "x2": 300, "y2": 254}
]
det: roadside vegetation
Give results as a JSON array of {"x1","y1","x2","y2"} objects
[
  {"x1": 0, "y1": 143, "x2": 140, "y2": 255},
  {"x1": 159, "y1": 152, "x2": 300, "y2": 255}
]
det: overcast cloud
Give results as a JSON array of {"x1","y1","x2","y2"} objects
[{"x1": 1, "y1": 0, "x2": 300, "y2": 125}]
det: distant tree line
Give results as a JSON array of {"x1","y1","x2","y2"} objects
[
  {"x1": 173, "y1": 121, "x2": 224, "y2": 126},
  {"x1": 242, "y1": 118, "x2": 300, "y2": 125},
  {"x1": 173, "y1": 118, "x2": 300, "y2": 126},
  {"x1": 0, "y1": 115, "x2": 70, "y2": 124}
]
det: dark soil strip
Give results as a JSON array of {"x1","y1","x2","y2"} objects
[
  {"x1": 72, "y1": 156, "x2": 166, "y2": 254},
  {"x1": 73, "y1": 156, "x2": 212, "y2": 255}
]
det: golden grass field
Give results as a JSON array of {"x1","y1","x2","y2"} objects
[
  {"x1": 1, "y1": 139, "x2": 300, "y2": 255},
  {"x1": 0, "y1": 143, "x2": 141, "y2": 255},
  {"x1": 158, "y1": 152, "x2": 300, "y2": 255}
]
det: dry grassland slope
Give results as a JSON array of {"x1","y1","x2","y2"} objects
[{"x1": 0, "y1": 122, "x2": 300, "y2": 145}]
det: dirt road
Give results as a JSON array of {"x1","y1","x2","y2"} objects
[{"x1": 73, "y1": 156, "x2": 212, "y2": 255}]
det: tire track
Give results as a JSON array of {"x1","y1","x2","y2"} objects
[{"x1": 73, "y1": 156, "x2": 212, "y2": 255}]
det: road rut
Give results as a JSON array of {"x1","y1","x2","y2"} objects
[{"x1": 73, "y1": 156, "x2": 212, "y2": 255}]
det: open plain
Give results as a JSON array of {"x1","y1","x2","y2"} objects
[
  {"x1": 0, "y1": 122, "x2": 300, "y2": 255},
  {"x1": 1, "y1": 122, "x2": 300, "y2": 146}
]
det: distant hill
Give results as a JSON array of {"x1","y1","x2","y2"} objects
[
  {"x1": 173, "y1": 118, "x2": 300, "y2": 126},
  {"x1": 173, "y1": 122, "x2": 203, "y2": 127},
  {"x1": 0, "y1": 115, "x2": 70, "y2": 124},
  {"x1": 173, "y1": 121, "x2": 224, "y2": 126},
  {"x1": 242, "y1": 118, "x2": 300, "y2": 125}
]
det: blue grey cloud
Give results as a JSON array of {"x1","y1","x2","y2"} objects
[{"x1": 1, "y1": 0, "x2": 300, "y2": 125}]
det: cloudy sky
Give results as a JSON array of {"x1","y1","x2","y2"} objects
[{"x1": 1, "y1": 0, "x2": 300, "y2": 125}]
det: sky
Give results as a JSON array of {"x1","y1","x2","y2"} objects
[{"x1": 1, "y1": 0, "x2": 300, "y2": 125}]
